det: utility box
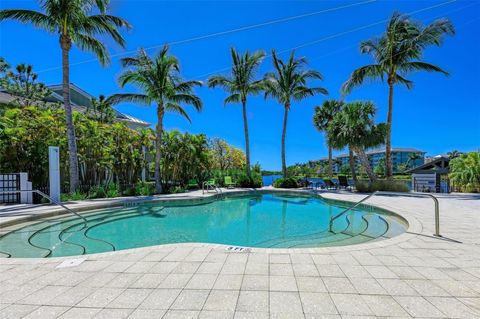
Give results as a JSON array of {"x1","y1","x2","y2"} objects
[{"x1": 49, "y1": 146, "x2": 61, "y2": 202}]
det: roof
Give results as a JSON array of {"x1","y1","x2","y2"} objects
[
  {"x1": 47, "y1": 83, "x2": 150, "y2": 127},
  {"x1": 405, "y1": 156, "x2": 450, "y2": 174},
  {"x1": 0, "y1": 91, "x2": 15, "y2": 104}
]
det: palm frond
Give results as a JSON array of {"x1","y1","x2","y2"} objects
[
  {"x1": 0, "y1": 9, "x2": 54, "y2": 31},
  {"x1": 224, "y1": 93, "x2": 241, "y2": 105},
  {"x1": 398, "y1": 61, "x2": 449, "y2": 76},
  {"x1": 106, "y1": 93, "x2": 151, "y2": 106},
  {"x1": 341, "y1": 64, "x2": 384, "y2": 95},
  {"x1": 165, "y1": 102, "x2": 192, "y2": 123},
  {"x1": 72, "y1": 33, "x2": 109, "y2": 65}
]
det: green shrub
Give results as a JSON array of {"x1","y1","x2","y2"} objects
[
  {"x1": 135, "y1": 181, "x2": 155, "y2": 196},
  {"x1": 237, "y1": 173, "x2": 263, "y2": 188},
  {"x1": 105, "y1": 183, "x2": 120, "y2": 198},
  {"x1": 61, "y1": 191, "x2": 87, "y2": 201},
  {"x1": 273, "y1": 177, "x2": 299, "y2": 188},
  {"x1": 122, "y1": 186, "x2": 137, "y2": 197},
  {"x1": 170, "y1": 186, "x2": 185, "y2": 194},
  {"x1": 88, "y1": 185, "x2": 107, "y2": 199},
  {"x1": 355, "y1": 180, "x2": 409, "y2": 192}
]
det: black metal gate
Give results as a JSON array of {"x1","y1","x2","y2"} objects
[{"x1": 0, "y1": 173, "x2": 21, "y2": 204}]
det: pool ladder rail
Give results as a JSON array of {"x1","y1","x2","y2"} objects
[
  {"x1": 202, "y1": 181, "x2": 224, "y2": 198},
  {"x1": 328, "y1": 191, "x2": 440, "y2": 237},
  {"x1": 0, "y1": 189, "x2": 88, "y2": 227}
]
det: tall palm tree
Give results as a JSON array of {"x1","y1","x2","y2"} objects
[
  {"x1": 107, "y1": 46, "x2": 202, "y2": 193},
  {"x1": 208, "y1": 48, "x2": 265, "y2": 177},
  {"x1": 313, "y1": 100, "x2": 344, "y2": 178},
  {"x1": 342, "y1": 12, "x2": 454, "y2": 179},
  {"x1": 0, "y1": 0, "x2": 131, "y2": 192},
  {"x1": 264, "y1": 50, "x2": 328, "y2": 178},
  {"x1": 327, "y1": 101, "x2": 387, "y2": 182}
]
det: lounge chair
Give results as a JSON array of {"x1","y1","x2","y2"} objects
[
  {"x1": 202, "y1": 179, "x2": 217, "y2": 194},
  {"x1": 337, "y1": 175, "x2": 352, "y2": 190},
  {"x1": 224, "y1": 176, "x2": 236, "y2": 189},
  {"x1": 323, "y1": 179, "x2": 337, "y2": 190},
  {"x1": 187, "y1": 179, "x2": 199, "y2": 189}
]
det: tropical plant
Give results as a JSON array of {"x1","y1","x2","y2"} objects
[
  {"x1": 87, "y1": 94, "x2": 116, "y2": 123},
  {"x1": 107, "y1": 46, "x2": 202, "y2": 193},
  {"x1": 447, "y1": 150, "x2": 462, "y2": 159},
  {"x1": 208, "y1": 48, "x2": 265, "y2": 177},
  {"x1": 449, "y1": 152, "x2": 480, "y2": 192},
  {"x1": 0, "y1": 63, "x2": 52, "y2": 108},
  {"x1": 264, "y1": 50, "x2": 328, "y2": 177},
  {"x1": 209, "y1": 138, "x2": 246, "y2": 171},
  {"x1": 0, "y1": 105, "x2": 154, "y2": 189},
  {"x1": 342, "y1": 12, "x2": 454, "y2": 179},
  {"x1": 327, "y1": 101, "x2": 387, "y2": 182},
  {"x1": 313, "y1": 99, "x2": 344, "y2": 178},
  {"x1": 160, "y1": 130, "x2": 212, "y2": 192},
  {"x1": 0, "y1": 0, "x2": 131, "y2": 192}
]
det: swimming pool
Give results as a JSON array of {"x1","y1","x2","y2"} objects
[{"x1": 0, "y1": 192, "x2": 408, "y2": 258}]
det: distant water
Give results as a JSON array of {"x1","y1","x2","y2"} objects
[{"x1": 262, "y1": 175, "x2": 412, "y2": 190}]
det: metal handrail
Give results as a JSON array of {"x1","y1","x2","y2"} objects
[
  {"x1": 329, "y1": 191, "x2": 441, "y2": 237},
  {"x1": 0, "y1": 189, "x2": 88, "y2": 225}
]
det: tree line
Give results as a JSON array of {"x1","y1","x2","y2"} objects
[{"x1": 0, "y1": 0, "x2": 454, "y2": 193}]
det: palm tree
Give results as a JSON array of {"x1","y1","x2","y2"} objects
[
  {"x1": 89, "y1": 95, "x2": 116, "y2": 124},
  {"x1": 447, "y1": 150, "x2": 461, "y2": 159},
  {"x1": 313, "y1": 100, "x2": 344, "y2": 178},
  {"x1": 107, "y1": 46, "x2": 202, "y2": 193},
  {"x1": 327, "y1": 101, "x2": 387, "y2": 182},
  {"x1": 342, "y1": 12, "x2": 454, "y2": 180},
  {"x1": 264, "y1": 50, "x2": 328, "y2": 178},
  {"x1": 0, "y1": 0, "x2": 131, "y2": 192},
  {"x1": 208, "y1": 48, "x2": 265, "y2": 177},
  {"x1": 407, "y1": 152, "x2": 421, "y2": 168}
]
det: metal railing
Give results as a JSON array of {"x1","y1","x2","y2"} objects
[
  {"x1": 329, "y1": 191, "x2": 440, "y2": 237},
  {"x1": 0, "y1": 189, "x2": 88, "y2": 227}
]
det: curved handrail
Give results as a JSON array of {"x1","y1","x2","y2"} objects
[
  {"x1": 329, "y1": 191, "x2": 441, "y2": 237},
  {"x1": 0, "y1": 189, "x2": 88, "y2": 226}
]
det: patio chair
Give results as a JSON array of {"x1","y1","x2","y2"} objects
[
  {"x1": 323, "y1": 179, "x2": 338, "y2": 190},
  {"x1": 224, "y1": 176, "x2": 236, "y2": 189},
  {"x1": 186, "y1": 179, "x2": 199, "y2": 189},
  {"x1": 337, "y1": 175, "x2": 352, "y2": 190}
]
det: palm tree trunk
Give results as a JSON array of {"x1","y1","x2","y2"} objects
[
  {"x1": 353, "y1": 146, "x2": 376, "y2": 182},
  {"x1": 348, "y1": 147, "x2": 357, "y2": 183},
  {"x1": 242, "y1": 97, "x2": 251, "y2": 177},
  {"x1": 385, "y1": 81, "x2": 394, "y2": 179},
  {"x1": 328, "y1": 143, "x2": 333, "y2": 178},
  {"x1": 281, "y1": 104, "x2": 289, "y2": 178},
  {"x1": 154, "y1": 104, "x2": 164, "y2": 194},
  {"x1": 61, "y1": 36, "x2": 80, "y2": 193}
]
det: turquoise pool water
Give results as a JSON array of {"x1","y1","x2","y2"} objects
[{"x1": 0, "y1": 192, "x2": 407, "y2": 258}]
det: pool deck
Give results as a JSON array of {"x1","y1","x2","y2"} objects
[{"x1": 1, "y1": 188, "x2": 479, "y2": 318}]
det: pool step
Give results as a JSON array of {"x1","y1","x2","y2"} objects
[{"x1": 2, "y1": 208, "x2": 138, "y2": 258}]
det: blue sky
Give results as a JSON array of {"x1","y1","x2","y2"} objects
[{"x1": 1, "y1": 0, "x2": 479, "y2": 170}]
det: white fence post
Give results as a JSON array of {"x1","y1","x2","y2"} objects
[{"x1": 49, "y1": 146, "x2": 61, "y2": 202}]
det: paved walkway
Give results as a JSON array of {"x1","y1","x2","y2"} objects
[{"x1": 0, "y1": 190, "x2": 479, "y2": 318}]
